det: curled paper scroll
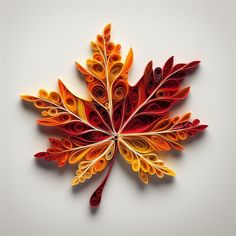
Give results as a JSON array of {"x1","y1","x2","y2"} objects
[{"x1": 21, "y1": 24, "x2": 207, "y2": 207}]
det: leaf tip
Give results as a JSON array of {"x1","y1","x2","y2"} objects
[
  {"x1": 34, "y1": 152, "x2": 46, "y2": 159},
  {"x1": 106, "y1": 22, "x2": 111, "y2": 28},
  {"x1": 201, "y1": 124, "x2": 208, "y2": 129},
  {"x1": 147, "y1": 60, "x2": 153, "y2": 67},
  {"x1": 185, "y1": 86, "x2": 190, "y2": 91},
  {"x1": 57, "y1": 78, "x2": 64, "y2": 89},
  {"x1": 71, "y1": 175, "x2": 81, "y2": 186},
  {"x1": 103, "y1": 23, "x2": 112, "y2": 36},
  {"x1": 193, "y1": 60, "x2": 201, "y2": 67},
  {"x1": 128, "y1": 48, "x2": 134, "y2": 60},
  {"x1": 129, "y1": 47, "x2": 133, "y2": 54},
  {"x1": 20, "y1": 95, "x2": 37, "y2": 102},
  {"x1": 20, "y1": 95, "x2": 26, "y2": 100},
  {"x1": 168, "y1": 56, "x2": 174, "y2": 63}
]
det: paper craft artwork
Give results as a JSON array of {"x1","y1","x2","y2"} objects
[{"x1": 21, "y1": 24, "x2": 207, "y2": 207}]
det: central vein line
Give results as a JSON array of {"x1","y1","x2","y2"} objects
[{"x1": 97, "y1": 36, "x2": 116, "y2": 134}]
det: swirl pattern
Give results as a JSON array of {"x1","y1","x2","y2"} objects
[{"x1": 21, "y1": 24, "x2": 207, "y2": 207}]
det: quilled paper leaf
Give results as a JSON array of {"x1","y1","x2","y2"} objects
[{"x1": 21, "y1": 24, "x2": 207, "y2": 207}]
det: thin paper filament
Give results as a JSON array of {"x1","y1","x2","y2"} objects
[{"x1": 21, "y1": 24, "x2": 208, "y2": 207}]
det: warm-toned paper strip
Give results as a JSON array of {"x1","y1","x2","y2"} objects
[{"x1": 21, "y1": 24, "x2": 207, "y2": 207}]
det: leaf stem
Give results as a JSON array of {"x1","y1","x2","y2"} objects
[{"x1": 89, "y1": 142, "x2": 118, "y2": 207}]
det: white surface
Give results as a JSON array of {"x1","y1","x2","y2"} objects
[{"x1": 1, "y1": 0, "x2": 235, "y2": 235}]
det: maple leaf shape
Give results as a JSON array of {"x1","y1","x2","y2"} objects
[{"x1": 21, "y1": 24, "x2": 207, "y2": 207}]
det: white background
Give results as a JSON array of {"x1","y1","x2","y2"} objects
[{"x1": 1, "y1": 0, "x2": 235, "y2": 235}]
